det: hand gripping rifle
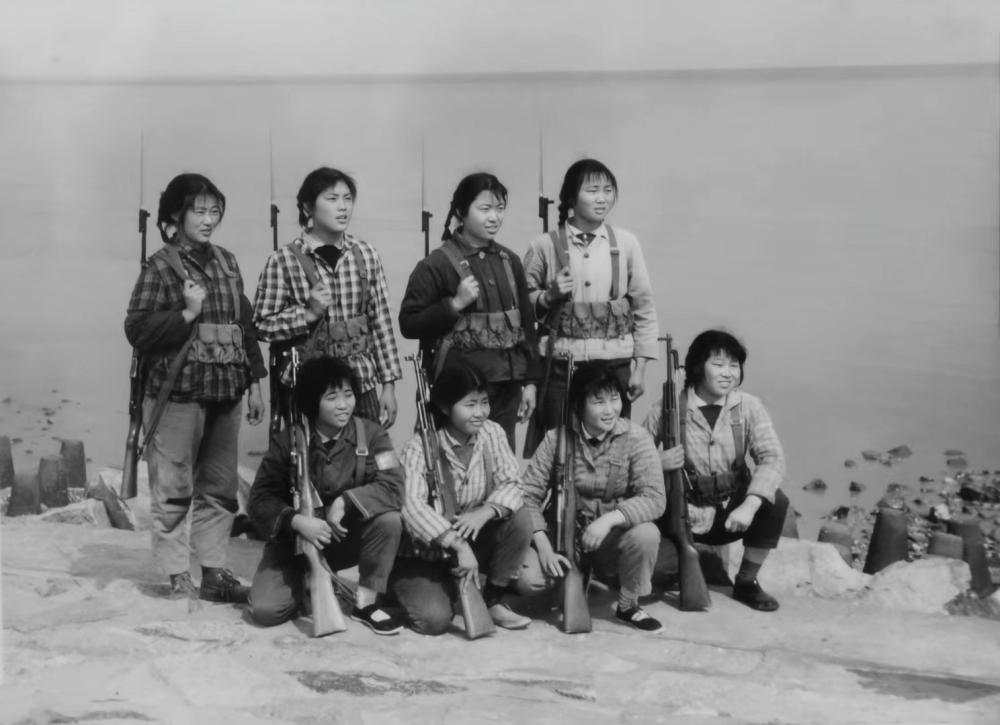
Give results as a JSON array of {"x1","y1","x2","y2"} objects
[
  {"x1": 550, "y1": 353, "x2": 592, "y2": 633},
  {"x1": 660, "y1": 335, "x2": 711, "y2": 611},
  {"x1": 289, "y1": 348, "x2": 347, "y2": 636},
  {"x1": 408, "y1": 353, "x2": 495, "y2": 639},
  {"x1": 120, "y1": 133, "x2": 151, "y2": 501}
]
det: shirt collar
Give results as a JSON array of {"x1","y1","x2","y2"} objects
[
  {"x1": 687, "y1": 388, "x2": 740, "y2": 411},
  {"x1": 565, "y1": 221, "x2": 607, "y2": 244},
  {"x1": 299, "y1": 231, "x2": 352, "y2": 253},
  {"x1": 450, "y1": 229, "x2": 497, "y2": 256}
]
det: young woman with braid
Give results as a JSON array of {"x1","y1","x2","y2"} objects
[
  {"x1": 398, "y1": 172, "x2": 540, "y2": 449},
  {"x1": 522, "y1": 159, "x2": 658, "y2": 456}
]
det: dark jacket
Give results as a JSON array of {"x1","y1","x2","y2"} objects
[{"x1": 248, "y1": 416, "x2": 404, "y2": 546}]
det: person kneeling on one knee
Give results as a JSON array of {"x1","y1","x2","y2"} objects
[
  {"x1": 246, "y1": 356, "x2": 405, "y2": 634},
  {"x1": 519, "y1": 361, "x2": 666, "y2": 632},
  {"x1": 392, "y1": 365, "x2": 534, "y2": 635},
  {"x1": 644, "y1": 329, "x2": 789, "y2": 612}
]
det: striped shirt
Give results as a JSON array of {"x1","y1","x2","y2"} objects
[
  {"x1": 520, "y1": 418, "x2": 666, "y2": 533},
  {"x1": 125, "y1": 241, "x2": 258, "y2": 402},
  {"x1": 522, "y1": 222, "x2": 659, "y2": 361},
  {"x1": 252, "y1": 232, "x2": 402, "y2": 393},
  {"x1": 643, "y1": 389, "x2": 786, "y2": 503},
  {"x1": 400, "y1": 419, "x2": 524, "y2": 559}
]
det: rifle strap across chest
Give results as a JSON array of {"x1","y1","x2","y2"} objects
[
  {"x1": 352, "y1": 416, "x2": 368, "y2": 488},
  {"x1": 290, "y1": 238, "x2": 370, "y2": 316},
  {"x1": 440, "y1": 239, "x2": 518, "y2": 311},
  {"x1": 551, "y1": 224, "x2": 621, "y2": 299},
  {"x1": 163, "y1": 244, "x2": 242, "y2": 321}
]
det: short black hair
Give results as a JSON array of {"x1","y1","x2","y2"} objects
[
  {"x1": 293, "y1": 355, "x2": 362, "y2": 422},
  {"x1": 568, "y1": 361, "x2": 625, "y2": 423},
  {"x1": 683, "y1": 330, "x2": 747, "y2": 390},
  {"x1": 157, "y1": 173, "x2": 226, "y2": 243},
  {"x1": 429, "y1": 364, "x2": 490, "y2": 428},
  {"x1": 557, "y1": 159, "x2": 618, "y2": 227},
  {"x1": 296, "y1": 167, "x2": 358, "y2": 227}
]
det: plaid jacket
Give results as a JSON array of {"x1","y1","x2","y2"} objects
[
  {"x1": 252, "y1": 233, "x2": 402, "y2": 393},
  {"x1": 643, "y1": 389, "x2": 786, "y2": 503},
  {"x1": 400, "y1": 420, "x2": 524, "y2": 560},
  {"x1": 124, "y1": 241, "x2": 263, "y2": 403},
  {"x1": 520, "y1": 418, "x2": 666, "y2": 533}
]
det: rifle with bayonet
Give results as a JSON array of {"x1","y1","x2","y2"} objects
[
  {"x1": 267, "y1": 128, "x2": 287, "y2": 441},
  {"x1": 659, "y1": 334, "x2": 711, "y2": 611},
  {"x1": 421, "y1": 134, "x2": 433, "y2": 258},
  {"x1": 537, "y1": 128, "x2": 552, "y2": 232},
  {"x1": 408, "y1": 352, "x2": 495, "y2": 640},
  {"x1": 120, "y1": 132, "x2": 150, "y2": 501},
  {"x1": 288, "y1": 348, "x2": 347, "y2": 636},
  {"x1": 550, "y1": 353, "x2": 592, "y2": 633}
]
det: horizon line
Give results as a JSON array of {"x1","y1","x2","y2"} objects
[{"x1": 1, "y1": 61, "x2": 995, "y2": 86}]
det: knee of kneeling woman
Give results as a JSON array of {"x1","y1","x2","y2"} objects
[
  {"x1": 371, "y1": 510, "x2": 403, "y2": 534},
  {"x1": 248, "y1": 597, "x2": 297, "y2": 627},
  {"x1": 621, "y1": 521, "x2": 662, "y2": 552},
  {"x1": 410, "y1": 609, "x2": 454, "y2": 636}
]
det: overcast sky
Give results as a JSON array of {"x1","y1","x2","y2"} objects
[{"x1": 2, "y1": 0, "x2": 999, "y2": 81}]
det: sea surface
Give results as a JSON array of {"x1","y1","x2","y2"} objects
[{"x1": 1, "y1": 67, "x2": 998, "y2": 534}]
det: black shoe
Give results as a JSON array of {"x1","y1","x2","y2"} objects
[
  {"x1": 732, "y1": 578, "x2": 779, "y2": 612},
  {"x1": 169, "y1": 571, "x2": 199, "y2": 599},
  {"x1": 230, "y1": 514, "x2": 257, "y2": 539},
  {"x1": 200, "y1": 567, "x2": 250, "y2": 604},
  {"x1": 351, "y1": 604, "x2": 403, "y2": 636},
  {"x1": 615, "y1": 605, "x2": 663, "y2": 633}
]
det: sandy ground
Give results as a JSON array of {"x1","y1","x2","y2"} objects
[{"x1": 3, "y1": 510, "x2": 1000, "y2": 725}]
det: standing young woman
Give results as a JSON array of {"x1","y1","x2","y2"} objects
[
  {"x1": 393, "y1": 365, "x2": 533, "y2": 634},
  {"x1": 518, "y1": 362, "x2": 666, "y2": 632},
  {"x1": 398, "y1": 172, "x2": 540, "y2": 448},
  {"x1": 125, "y1": 173, "x2": 266, "y2": 601},
  {"x1": 644, "y1": 330, "x2": 789, "y2": 612},
  {"x1": 254, "y1": 167, "x2": 402, "y2": 427},
  {"x1": 522, "y1": 159, "x2": 658, "y2": 456}
]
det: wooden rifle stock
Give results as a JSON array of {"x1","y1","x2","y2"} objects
[
  {"x1": 289, "y1": 350, "x2": 346, "y2": 636},
  {"x1": 551, "y1": 354, "x2": 592, "y2": 633},
  {"x1": 660, "y1": 335, "x2": 711, "y2": 612},
  {"x1": 407, "y1": 354, "x2": 495, "y2": 639}
]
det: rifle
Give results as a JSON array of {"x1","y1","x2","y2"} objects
[
  {"x1": 408, "y1": 353, "x2": 495, "y2": 639},
  {"x1": 421, "y1": 134, "x2": 433, "y2": 258},
  {"x1": 267, "y1": 128, "x2": 287, "y2": 441},
  {"x1": 288, "y1": 348, "x2": 347, "y2": 636},
  {"x1": 120, "y1": 131, "x2": 150, "y2": 501},
  {"x1": 659, "y1": 335, "x2": 711, "y2": 611},
  {"x1": 537, "y1": 128, "x2": 552, "y2": 232},
  {"x1": 550, "y1": 353, "x2": 592, "y2": 634}
]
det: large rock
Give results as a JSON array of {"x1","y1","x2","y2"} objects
[
  {"x1": 720, "y1": 538, "x2": 870, "y2": 598},
  {"x1": 39, "y1": 498, "x2": 112, "y2": 527},
  {"x1": 862, "y1": 558, "x2": 971, "y2": 614}
]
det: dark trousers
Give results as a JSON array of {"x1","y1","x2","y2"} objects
[
  {"x1": 389, "y1": 508, "x2": 533, "y2": 635},
  {"x1": 489, "y1": 380, "x2": 525, "y2": 450},
  {"x1": 525, "y1": 357, "x2": 632, "y2": 457},
  {"x1": 248, "y1": 510, "x2": 402, "y2": 627},
  {"x1": 693, "y1": 489, "x2": 790, "y2": 550}
]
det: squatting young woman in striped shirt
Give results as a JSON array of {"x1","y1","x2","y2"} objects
[{"x1": 392, "y1": 365, "x2": 533, "y2": 635}]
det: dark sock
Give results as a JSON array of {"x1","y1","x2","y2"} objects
[
  {"x1": 735, "y1": 559, "x2": 762, "y2": 585},
  {"x1": 482, "y1": 581, "x2": 504, "y2": 608}
]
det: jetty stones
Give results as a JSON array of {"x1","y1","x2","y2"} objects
[{"x1": 803, "y1": 478, "x2": 827, "y2": 493}]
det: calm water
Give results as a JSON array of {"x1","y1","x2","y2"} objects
[{"x1": 1, "y1": 68, "x2": 998, "y2": 533}]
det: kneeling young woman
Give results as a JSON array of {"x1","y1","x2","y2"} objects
[
  {"x1": 393, "y1": 365, "x2": 534, "y2": 635},
  {"x1": 645, "y1": 329, "x2": 789, "y2": 611},
  {"x1": 519, "y1": 361, "x2": 666, "y2": 632}
]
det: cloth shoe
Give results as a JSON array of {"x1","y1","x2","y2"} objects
[
  {"x1": 351, "y1": 604, "x2": 404, "y2": 636},
  {"x1": 199, "y1": 567, "x2": 250, "y2": 604},
  {"x1": 732, "y1": 578, "x2": 779, "y2": 612},
  {"x1": 614, "y1": 605, "x2": 663, "y2": 633},
  {"x1": 488, "y1": 603, "x2": 531, "y2": 630},
  {"x1": 169, "y1": 572, "x2": 199, "y2": 599}
]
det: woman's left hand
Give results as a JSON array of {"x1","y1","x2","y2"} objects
[
  {"x1": 326, "y1": 497, "x2": 349, "y2": 542},
  {"x1": 379, "y1": 383, "x2": 398, "y2": 428},
  {"x1": 517, "y1": 383, "x2": 537, "y2": 422},
  {"x1": 724, "y1": 497, "x2": 762, "y2": 533},
  {"x1": 246, "y1": 385, "x2": 264, "y2": 426},
  {"x1": 451, "y1": 506, "x2": 495, "y2": 541}
]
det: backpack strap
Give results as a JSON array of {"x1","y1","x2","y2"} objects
[
  {"x1": 289, "y1": 240, "x2": 320, "y2": 289},
  {"x1": 353, "y1": 417, "x2": 368, "y2": 488},
  {"x1": 162, "y1": 245, "x2": 190, "y2": 283},
  {"x1": 481, "y1": 437, "x2": 495, "y2": 494},
  {"x1": 551, "y1": 227, "x2": 570, "y2": 273},
  {"x1": 441, "y1": 239, "x2": 478, "y2": 312},
  {"x1": 602, "y1": 435, "x2": 628, "y2": 503},
  {"x1": 497, "y1": 250, "x2": 519, "y2": 310},
  {"x1": 729, "y1": 402, "x2": 745, "y2": 471},
  {"x1": 605, "y1": 225, "x2": 621, "y2": 300},
  {"x1": 348, "y1": 242, "x2": 369, "y2": 316}
]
